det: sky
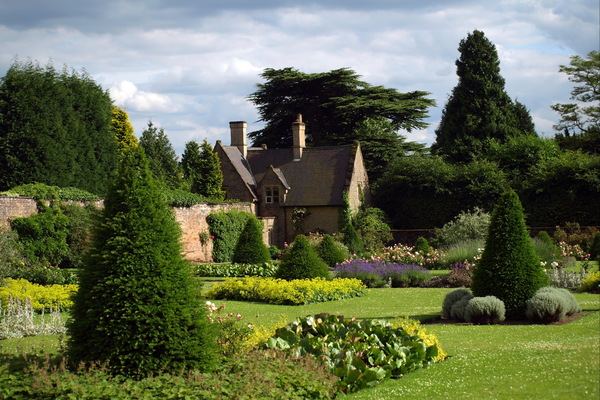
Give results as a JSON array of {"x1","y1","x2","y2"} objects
[{"x1": 1, "y1": 0, "x2": 598, "y2": 156}]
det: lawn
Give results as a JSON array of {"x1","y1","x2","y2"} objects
[{"x1": 1, "y1": 288, "x2": 598, "y2": 399}]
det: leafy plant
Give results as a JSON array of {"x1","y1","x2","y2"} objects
[
  {"x1": 206, "y1": 277, "x2": 366, "y2": 305},
  {"x1": 0, "y1": 278, "x2": 76, "y2": 312},
  {"x1": 194, "y1": 262, "x2": 277, "y2": 277},
  {"x1": 261, "y1": 314, "x2": 442, "y2": 394},
  {"x1": 441, "y1": 288, "x2": 473, "y2": 319},
  {"x1": 464, "y1": 296, "x2": 506, "y2": 324},
  {"x1": 207, "y1": 210, "x2": 253, "y2": 262},
  {"x1": 525, "y1": 287, "x2": 581, "y2": 323},
  {"x1": 434, "y1": 208, "x2": 490, "y2": 246},
  {"x1": 579, "y1": 271, "x2": 600, "y2": 293}
]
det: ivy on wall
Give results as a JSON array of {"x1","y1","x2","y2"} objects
[{"x1": 206, "y1": 210, "x2": 254, "y2": 262}]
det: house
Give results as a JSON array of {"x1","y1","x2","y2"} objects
[{"x1": 215, "y1": 115, "x2": 371, "y2": 247}]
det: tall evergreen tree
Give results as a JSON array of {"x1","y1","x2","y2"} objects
[
  {"x1": 431, "y1": 30, "x2": 535, "y2": 162},
  {"x1": 232, "y1": 216, "x2": 270, "y2": 264},
  {"x1": 181, "y1": 140, "x2": 203, "y2": 193},
  {"x1": 139, "y1": 121, "x2": 184, "y2": 189},
  {"x1": 67, "y1": 146, "x2": 219, "y2": 377},
  {"x1": 197, "y1": 139, "x2": 225, "y2": 199},
  {"x1": 111, "y1": 106, "x2": 138, "y2": 151},
  {"x1": 471, "y1": 190, "x2": 548, "y2": 317},
  {"x1": 0, "y1": 59, "x2": 117, "y2": 194}
]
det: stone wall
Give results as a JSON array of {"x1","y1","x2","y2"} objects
[{"x1": 0, "y1": 196, "x2": 255, "y2": 262}]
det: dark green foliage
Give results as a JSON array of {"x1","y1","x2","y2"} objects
[
  {"x1": 413, "y1": 237, "x2": 431, "y2": 255},
  {"x1": 555, "y1": 129, "x2": 600, "y2": 154},
  {"x1": 5, "y1": 183, "x2": 100, "y2": 201},
  {"x1": 276, "y1": 235, "x2": 331, "y2": 280},
  {"x1": 434, "y1": 208, "x2": 491, "y2": 246},
  {"x1": 248, "y1": 67, "x2": 434, "y2": 150},
  {"x1": 262, "y1": 314, "x2": 440, "y2": 394},
  {"x1": 338, "y1": 192, "x2": 365, "y2": 255},
  {"x1": 0, "y1": 60, "x2": 117, "y2": 194},
  {"x1": 442, "y1": 288, "x2": 473, "y2": 319},
  {"x1": 536, "y1": 231, "x2": 555, "y2": 247},
  {"x1": 471, "y1": 190, "x2": 549, "y2": 317},
  {"x1": 206, "y1": 210, "x2": 253, "y2": 262},
  {"x1": 232, "y1": 216, "x2": 271, "y2": 264},
  {"x1": 431, "y1": 30, "x2": 534, "y2": 162},
  {"x1": 139, "y1": 121, "x2": 184, "y2": 190},
  {"x1": 181, "y1": 139, "x2": 225, "y2": 200},
  {"x1": 519, "y1": 151, "x2": 600, "y2": 226},
  {"x1": 465, "y1": 296, "x2": 506, "y2": 324},
  {"x1": 525, "y1": 287, "x2": 581, "y2": 323},
  {"x1": 374, "y1": 155, "x2": 506, "y2": 229},
  {"x1": 590, "y1": 233, "x2": 600, "y2": 261},
  {"x1": 0, "y1": 230, "x2": 26, "y2": 280},
  {"x1": 10, "y1": 204, "x2": 70, "y2": 267},
  {"x1": 355, "y1": 207, "x2": 393, "y2": 253},
  {"x1": 67, "y1": 146, "x2": 219, "y2": 378},
  {"x1": 550, "y1": 51, "x2": 599, "y2": 136},
  {"x1": 160, "y1": 188, "x2": 207, "y2": 207},
  {"x1": 316, "y1": 234, "x2": 348, "y2": 268},
  {"x1": 181, "y1": 140, "x2": 203, "y2": 192},
  {"x1": 450, "y1": 296, "x2": 471, "y2": 321}
]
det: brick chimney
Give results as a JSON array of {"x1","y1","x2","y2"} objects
[
  {"x1": 292, "y1": 114, "x2": 305, "y2": 160},
  {"x1": 229, "y1": 121, "x2": 247, "y2": 158}
]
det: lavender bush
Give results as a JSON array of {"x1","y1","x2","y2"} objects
[{"x1": 333, "y1": 260, "x2": 429, "y2": 288}]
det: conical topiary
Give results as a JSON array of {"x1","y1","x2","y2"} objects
[
  {"x1": 276, "y1": 235, "x2": 331, "y2": 280},
  {"x1": 316, "y1": 234, "x2": 348, "y2": 268},
  {"x1": 232, "y1": 216, "x2": 271, "y2": 264},
  {"x1": 471, "y1": 190, "x2": 548, "y2": 318},
  {"x1": 67, "y1": 146, "x2": 220, "y2": 378}
]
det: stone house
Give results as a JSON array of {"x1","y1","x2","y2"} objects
[{"x1": 215, "y1": 115, "x2": 370, "y2": 247}]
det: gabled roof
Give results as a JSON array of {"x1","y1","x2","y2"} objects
[{"x1": 221, "y1": 144, "x2": 357, "y2": 207}]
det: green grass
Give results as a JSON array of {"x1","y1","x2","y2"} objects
[{"x1": 1, "y1": 288, "x2": 598, "y2": 399}]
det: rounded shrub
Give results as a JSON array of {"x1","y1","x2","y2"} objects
[
  {"x1": 579, "y1": 271, "x2": 600, "y2": 293},
  {"x1": 413, "y1": 237, "x2": 431, "y2": 255},
  {"x1": 442, "y1": 288, "x2": 473, "y2": 319},
  {"x1": 526, "y1": 287, "x2": 581, "y2": 323},
  {"x1": 450, "y1": 296, "x2": 472, "y2": 321},
  {"x1": 316, "y1": 234, "x2": 348, "y2": 268},
  {"x1": 232, "y1": 216, "x2": 271, "y2": 264},
  {"x1": 471, "y1": 190, "x2": 549, "y2": 318},
  {"x1": 465, "y1": 296, "x2": 506, "y2": 324},
  {"x1": 434, "y1": 207, "x2": 490, "y2": 246},
  {"x1": 276, "y1": 235, "x2": 331, "y2": 281}
]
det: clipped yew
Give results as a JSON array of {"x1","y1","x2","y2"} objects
[
  {"x1": 276, "y1": 235, "x2": 331, "y2": 280},
  {"x1": 316, "y1": 234, "x2": 348, "y2": 268},
  {"x1": 67, "y1": 146, "x2": 219, "y2": 378},
  {"x1": 471, "y1": 190, "x2": 548, "y2": 317},
  {"x1": 232, "y1": 216, "x2": 270, "y2": 264}
]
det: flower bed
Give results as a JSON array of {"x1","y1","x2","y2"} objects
[{"x1": 333, "y1": 259, "x2": 429, "y2": 288}]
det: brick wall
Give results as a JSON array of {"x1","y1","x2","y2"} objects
[{"x1": 0, "y1": 196, "x2": 254, "y2": 262}]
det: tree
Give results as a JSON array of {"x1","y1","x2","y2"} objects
[
  {"x1": 111, "y1": 106, "x2": 138, "y2": 151},
  {"x1": 197, "y1": 139, "x2": 225, "y2": 199},
  {"x1": 276, "y1": 235, "x2": 330, "y2": 280},
  {"x1": 0, "y1": 59, "x2": 118, "y2": 194},
  {"x1": 139, "y1": 121, "x2": 184, "y2": 190},
  {"x1": 551, "y1": 51, "x2": 599, "y2": 135},
  {"x1": 181, "y1": 140, "x2": 202, "y2": 193},
  {"x1": 431, "y1": 30, "x2": 535, "y2": 162},
  {"x1": 67, "y1": 145, "x2": 220, "y2": 377},
  {"x1": 232, "y1": 216, "x2": 270, "y2": 264},
  {"x1": 471, "y1": 190, "x2": 548, "y2": 318},
  {"x1": 248, "y1": 67, "x2": 434, "y2": 166}
]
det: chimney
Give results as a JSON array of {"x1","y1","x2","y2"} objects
[
  {"x1": 292, "y1": 114, "x2": 305, "y2": 160},
  {"x1": 229, "y1": 121, "x2": 247, "y2": 158}
]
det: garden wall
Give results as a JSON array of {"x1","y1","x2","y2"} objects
[{"x1": 0, "y1": 196, "x2": 255, "y2": 263}]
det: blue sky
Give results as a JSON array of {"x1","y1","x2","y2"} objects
[{"x1": 1, "y1": 0, "x2": 598, "y2": 155}]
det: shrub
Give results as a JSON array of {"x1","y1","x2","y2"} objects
[
  {"x1": 0, "y1": 278, "x2": 76, "y2": 312},
  {"x1": 442, "y1": 238, "x2": 485, "y2": 265},
  {"x1": 67, "y1": 146, "x2": 220, "y2": 378},
  {"x1": 375, "y1": 244, "x2": 447, "y2": 270},
  {"x1": 579, "y1": 271, "x2": 600, "y2": 293},
  {"x1": 532, "y1": 236, "x2": 560, "y2": 266},
  {"x1": 207, "y1": 210, "x2": 253, "y2": 262},
  {"x1": 355, "y1": 207, "x2": 393, "y2": 253},
  {"x1": 441, "y1": 288, "x2": 473, "y2": 319},
  {"x1": 333, "y1": 260, "x2": 429, "y2": 288},
  {"x1": 232, "y1": 216, "x2": 271, "y2": 264},
  {"x1": 589, "y1": 232, "x2": 600, "y2": 261},
  {"x1": 434, "y1": 207, "x2": 491, "y2": 246},
  {"x1": 206, "y1": 277, "x2": 366, "y2": 305},
  {"x1": 6, "y1": 183, "x2": 99, "y2": 201},
  {"x1": 553, "y1": 222, "x2": 599, "y2": 255},
  {"x1": 161, "y1": 188, "x2": 207, "y2": 207},
  {"x1": 262, "y1": 314, "x2": 443, "y2": 394},
  {"x1": 421, "y1": 262, "x2": 474, "y2": 288},
  {"x1": 316, "y1": 234, "x2": 348, "y2": 268},
  {"x1": 526, "y1": 287, "x2": 581, "y2": 323},
  {"x1": 0, "y1": 230, "x2": 26, "y2": 280},
  {"x1": 471, "y1": 190, "x2": 548, "y2": 317},
  {"x1": 450, "y1": 296, "x2": 472, "y2": 321},
  {"x1": 276, "y1": 235, "x2": 331, "y2": 281},
  {"x1": 465, "y1": 296, "x2": 506, "y2": 324},
  {"x1": 413, "y1": 236, "x2": 431, "y2": 255},
  {"x1": 194, "y1": 262, "x2": 277, "y2": 277}
]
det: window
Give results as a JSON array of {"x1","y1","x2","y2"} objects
[{"x1": 265, "y1": 186, "x2": 280, "y2": 204}]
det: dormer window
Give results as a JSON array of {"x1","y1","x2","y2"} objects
[{"x1": 265, "y1": 186, "x2": 280, "y2": 204}]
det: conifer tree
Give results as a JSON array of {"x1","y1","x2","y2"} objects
[
  {"x1": 197, "y1": 139, "x2": 225, "y2": 200},
  {"x1": 276, "y1": 235, "x2": 330, "y2": 280},
  {"x1": 181, "y1": 140, "x2": 203, "y2": 194},
  {"x1": 111, "y1": 106, "x2": 138, "y2": 151},
  {"x1": 67, "y1": 146, "x2": 219, "y2": 377},
  {"x1": 471, "y1": 190, "x2": 548, "y2": 317},
  {"x1": 431, "y1": 30, "x2": 535, "y2": 162},
  {"x1": 232, "y1": 216, "x2": 270, "y2": 264},
  {"x1": 139, "y1": 121, "x2": 184, "y2": 190}
]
